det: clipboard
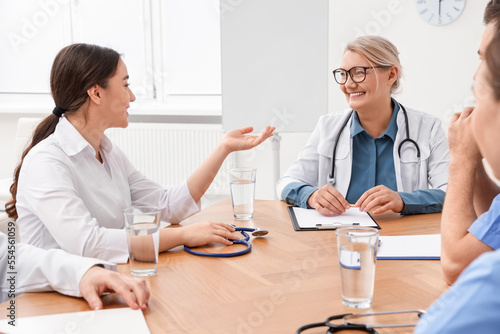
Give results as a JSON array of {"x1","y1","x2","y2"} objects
[{"x1": 288, "y1": 206, "x2": 380, "y2": 231}]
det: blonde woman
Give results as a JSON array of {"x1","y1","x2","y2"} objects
[{"x1": 277, "y1": 36, "x2": 449, "y2": 215}]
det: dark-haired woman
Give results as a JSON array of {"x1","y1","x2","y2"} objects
[{"x1": 6, "y1": 43, "x2": 274, "y2": 263}]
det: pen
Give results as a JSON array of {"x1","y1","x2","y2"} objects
[{"x1": 315, "y1": 222, "x2": 360, "y2": 229}]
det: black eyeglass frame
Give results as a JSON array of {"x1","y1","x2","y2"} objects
[{"x1": 332, "y1": 65, "x2": 392, "y2": 84}]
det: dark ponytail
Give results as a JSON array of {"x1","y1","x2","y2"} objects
[{"x1": 5, "y1": 43, "x2": 120, "y2": 219}]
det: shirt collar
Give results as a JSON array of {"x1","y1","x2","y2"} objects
[
  {"x1": 385, "y1": 98, "x2": 400, "y2": 141},
  {"x1": 350, "y1": 112, "x2": 365, "y2": 137},
  {"x1": 350, "y1": 98, "x2": 400, "y2": 141},
  {"x1": 54, "y1": 116, "x2": 113, "y2": 157}
]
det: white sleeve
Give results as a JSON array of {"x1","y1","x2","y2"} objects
[
  {"x1": 427, "y1": 118, "x2": 449, "y2": 191},
  {"x1": 0, "y1": 234, "x2": 116, "y2": 303}
]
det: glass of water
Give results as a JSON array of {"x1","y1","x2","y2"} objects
[
  {"x1": 228, "y1": 167, "x2": 257, "y2": 220},
  {"x1": 123, "y1": 206, "x2": 162, "y2": 277},
  {"x1": 335, "y1": 227, "x2": 379, "y2": 309}
]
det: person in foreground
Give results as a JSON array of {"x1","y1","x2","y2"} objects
[
  {"x1": 415, "y1": 7, "x2": 500, "y2": 334},
  {"x1": 277, "y1": 36, "x2": 448, "y2": 216},
  {"x1": 440, "y1": 0, "x2": 500, "y2": 285},
  {"x1": 0, "y1": 234, "x2": 149, "y2": 310},
  {"x1": 5, "y1": 43, "x2": 275, "y2": 264}
]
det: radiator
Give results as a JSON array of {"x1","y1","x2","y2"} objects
[{"x1": 105, "y1": 123, "x2": 234, "y2": 206}]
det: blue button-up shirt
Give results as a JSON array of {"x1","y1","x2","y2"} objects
[
  {"x1": 281, "y1": 100, "x2": 445, "y2": 215},
  {"x1": 414, "y1": 249, "x2": 500, "y2": 333},
  {"x1": 345, "y1": 103, "x2": 399, "y2": 203}
]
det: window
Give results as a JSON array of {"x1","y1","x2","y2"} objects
[{"x1": 0, "y1": 0, "x2": 222, "y2": 115}]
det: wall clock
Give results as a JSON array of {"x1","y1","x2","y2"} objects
[{"x1": 416, "y1": 0, "x2": 466, "y2": 26}]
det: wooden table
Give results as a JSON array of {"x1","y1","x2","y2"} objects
[{"x1": 1, "y1": 199, "x2": 448, "y2": 333}]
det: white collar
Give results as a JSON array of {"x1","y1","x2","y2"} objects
[{"x1": 54, "y1": 116, "x2": 113, "y2": 157}]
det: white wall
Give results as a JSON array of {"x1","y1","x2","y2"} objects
[
  {"x1": 0, "y1": 0, "x2": 492, "y2": 201},
  {"x1": 221, "y1": 0, "x2": 328, "y2": 133}
]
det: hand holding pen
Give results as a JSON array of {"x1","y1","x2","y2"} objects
[{"x1": 307, "y1": 184, "x2": 351, "y2": 215}]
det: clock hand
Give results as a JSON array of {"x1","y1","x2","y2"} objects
[{"x1": 439, "y1": 0, "x2": 443, "y2": 17}]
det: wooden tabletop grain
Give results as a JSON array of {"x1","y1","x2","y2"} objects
[{"x1": 1, "y1": 199, "x2": 447, "y2": 333}]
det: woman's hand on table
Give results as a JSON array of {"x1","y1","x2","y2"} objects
[
  {"x1": 356, "y1": 185, "x2": 404, "y2": 214},
  {"x1": 79, "y1": 266, "x2": 150, "y2": 311},
  {"x1": 307, "y1": 184, "x2": 350, "y2": 215},
  {"x1": 180, "y1": 221, "x2": 241, "y2": 247}
]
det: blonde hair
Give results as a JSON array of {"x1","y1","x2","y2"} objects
[{"x1": 344, "y1": 36, "x2": 402, "y2": 94}]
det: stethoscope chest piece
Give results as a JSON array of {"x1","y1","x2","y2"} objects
[{"x1": 251, "y1": 228, "x2": 268, "y2": 237}]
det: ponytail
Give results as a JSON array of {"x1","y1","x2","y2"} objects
[{"x1": 5, "y1": 114, "x2": 59, "y2": 219}]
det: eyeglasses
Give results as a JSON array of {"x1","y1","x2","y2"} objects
[{"x1": 332, "y1": 66, "x2": 392, "y2": 85}]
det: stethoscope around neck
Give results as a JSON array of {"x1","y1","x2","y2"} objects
[
  {"x1": 184, "y1": 226, "x2": 269, "y2": 257},
  {"x1": 329, "y1": 102, "x2": 421, "y2": 183}
]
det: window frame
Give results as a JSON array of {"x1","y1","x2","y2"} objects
[{"x1": 0, "y1": 0, "x2": 222, "y2": 117}]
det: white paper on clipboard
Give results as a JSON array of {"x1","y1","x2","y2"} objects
[{"x1": 289, "y1": 206, "x2": 379, "y2": 230}]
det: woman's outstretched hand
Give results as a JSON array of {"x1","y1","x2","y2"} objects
[
  {"x1": 185, "y1": 125, "x2": 275, "y2": 204},
  {"x1": 221, "y1": 126, "x2": 276, "y2": 153}
]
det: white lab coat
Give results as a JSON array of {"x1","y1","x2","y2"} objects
[
  {"x1": 0, "y1": 233, "x2": 114, "y2": 303},
  {"x1": 277, "y1": 106, "x2": 449, "y2": 198}
]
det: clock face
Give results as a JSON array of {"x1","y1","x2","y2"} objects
[{"x1": 416, "y1": 0, "x2": 466, "y2": 26}]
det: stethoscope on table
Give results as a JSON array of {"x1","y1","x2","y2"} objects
[
  {"x1": 296, "y1": 309, "x2": 425, "y2": 333},
  {"x1": 184, "y1": 225, "x2": 269, "y2": 257},
  {"x1": 329, "y1": 102, "x2": 421, "y2": 184}
]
